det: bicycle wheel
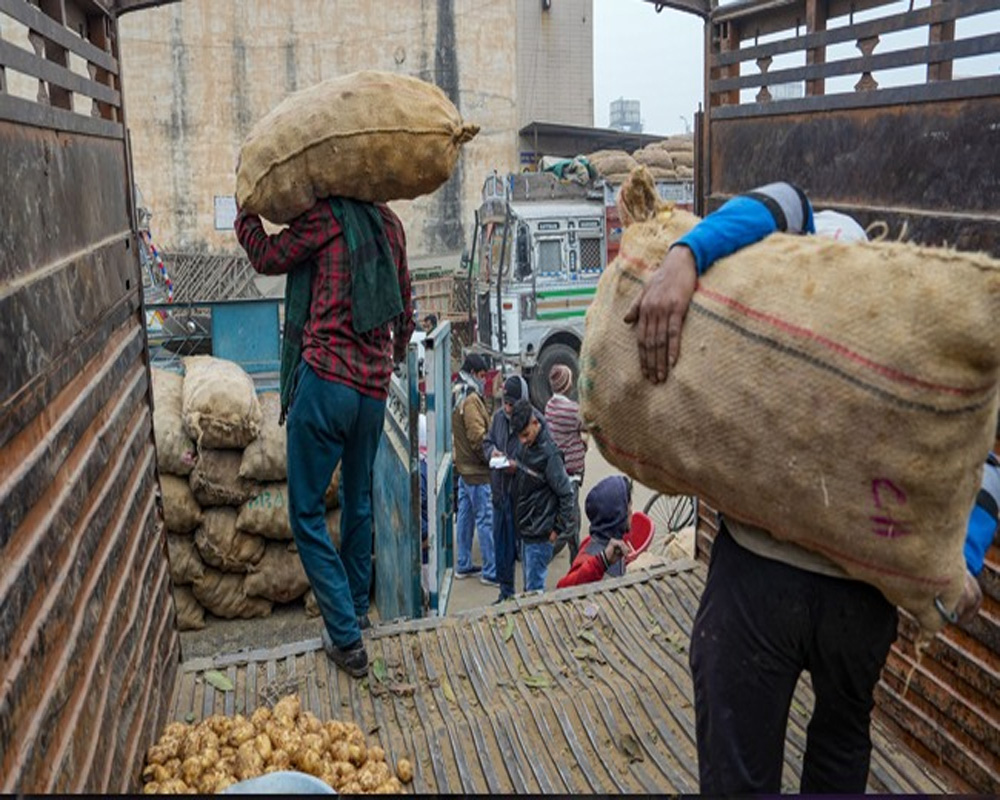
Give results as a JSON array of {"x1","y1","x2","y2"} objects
[{"x1": 643, "y1": 493, "x2": 697, "y2": 536}]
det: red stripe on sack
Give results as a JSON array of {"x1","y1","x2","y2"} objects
[
  {"x1": 696, "y1": 286, "x2": 989, "y2": 398},
  {"x1": 592, "y1": 430, "x2": 952, "y2": 588}
]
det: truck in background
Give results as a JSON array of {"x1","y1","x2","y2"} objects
[{"x1": 470, "y1": 169, "x2": 694, "y2": 406}]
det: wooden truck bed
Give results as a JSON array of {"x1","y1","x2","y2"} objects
[{"x1": 169, "y1": 561, "x2": 951, "y2": 794}]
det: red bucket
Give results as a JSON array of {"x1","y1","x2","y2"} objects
[{"x1": 624, "y1": 511, "x2": 655, "y2": 563}]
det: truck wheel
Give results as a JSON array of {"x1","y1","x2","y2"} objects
[{"x1": 530, "y1": 342, "x2": 580, "y2": 409}]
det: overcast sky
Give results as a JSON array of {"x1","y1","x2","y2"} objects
[{"x1": 593, "y1": 0, "x2": 705, "y2": 136}]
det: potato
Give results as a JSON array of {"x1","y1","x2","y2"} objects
[
  {"x1": 157, "y1": 778, "x2": 189, "y2": 794},
  {"x1": 143, "y1": 782, "x2": 160, "y2": 794},
  {"x1": 376, "y1": 777, "x2": 404, "y2": 794},
  {"x1": 253, "y1": 732, "x2": 272, "y2": 762},
  {"x1": 396, "y1": 757, "x2": 413, "y2": 783},
  {"x1": 236, "y1": 739, "x2": 265, "y2": 780},
  {"x1": 269, "y1": 748, "x2": 291, "y2": 770},
  {"x1": 273, "y1": 694, "x2": 301, "y2": 720},
  {"x1": 229, "y1": 719, "x2": 256, "y2": 747},
  {"x1": 348, "y1": 743, "x2": 367, "y2": 767}
]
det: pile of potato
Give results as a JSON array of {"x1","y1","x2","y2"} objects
[{"x1": 142, "y1": 695, "x2": 411, "y2": 794}]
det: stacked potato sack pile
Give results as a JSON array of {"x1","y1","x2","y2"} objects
[
  {"x1": 586, "y1": 149, "x2": 638, "y2": 185},
  {"x1": 153, "y1": 357, "x2": 340, "y2": 630},
  {"x1": 142, "y1": 694, "x2": 410, "y2": 794},
  {"x1": 649, "y1": 133, "x2": 695, "y2": 179},
  {"x1": 589, "y1": 134, "x2": 695, "y2": 185}
]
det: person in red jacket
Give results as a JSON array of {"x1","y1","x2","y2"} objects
[{"x1": 558, "y1": 476, "x2": 633, "y2": 588}]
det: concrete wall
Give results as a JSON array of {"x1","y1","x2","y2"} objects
[
  {"x1": 517, "y1": 0, "x2": 594, "y2": 131},
  {"x1": 117, "y1": 0, "x2": 592, "y2": 261}
]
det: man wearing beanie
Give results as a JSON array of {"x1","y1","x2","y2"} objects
[
  {"x1": 451, "y1": 353, "x2": 496, "y2": 584},
  {"x1": 483, "y1": 374, "x2": 530, "y2": 601},
  {"x1": 509, "y1": 398, "x2": 576, "y2": 593},
  {"x1": 544, "y1": 364, "x2": 587, "y2": 562}
]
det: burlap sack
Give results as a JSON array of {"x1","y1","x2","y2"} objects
[
  {"x1": 665, "y1": 149, "x2": 694, "y2": 168},
  {"x1": 588, "y1": 150, "x2": 638, "y2": 177},
  {"x1": 160, "y1": 474, "x2": 203, "y2": 533},
  {"x1": 235, "y1": 70, "x2": 480, "y2": 224},
  {"x1": 239, "y1": 392, "x2": 286, "y2": 481},
  {"x1": 192, "y1": 567, "x2": 273, "y2": 619},
  {"x1": 326, "y1": 509, "x2": 342, "y2": 550},
  {"x1": 172, "y1": 585, "x2": 206, "y2": 631},
  {"x1": 303, "y1": 590, "x2": 321, "y2": 618},
  {"x1": 166, "y1": 532, "x2": 206, "y2": 585},
  {"x1": 190, "y1": 448, "x2": 259, "y2": 507},
  {"x1": 245, "y1": 543, "x2": 310, "y2": 603},
  {"x1": 324, "y1": 465, "x2": 342, "y2": 510},
  {"x1": 195, "y1": 508, "x2": 266, "y2": 573},
  {"x1": 580, "y1": 169, "x2": 1000, "y2": 632},
  {"x1": 647, "y1": 167, "x2": 678, "y2": 182},
  {"x1": 675, "y1": 165, "x2": 694, "y2": 180},
  {"x1": 181, "y1": 356, "x2": 261, "y2": 449},
  {"x1": 151, "y1": 368, "x2": 197, "y2": 476},
  {"x1": 236, "y1": 482, "x2": 292, "y2": 540},
  {"x1": 633, "y1": 147, "x2": 675, "y2": 171}
]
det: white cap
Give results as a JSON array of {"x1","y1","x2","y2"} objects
[{"x1": 813, "y1": 210, "x2": 868, "y2": 243}]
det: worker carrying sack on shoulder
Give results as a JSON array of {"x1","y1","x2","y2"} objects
[
  {"x1": 236, "y1": 70, "x2": 479, "y2": 224},
  {"x1": 580, "y1": 167, "x2": 1000, "y2": 633}
]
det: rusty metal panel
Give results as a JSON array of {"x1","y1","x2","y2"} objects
[
  {"x1": 170, "y1": 566, "x2": 950, "y2": 795},
  {"x1": 706, "y1": 98, "x2": 1000, "y2": 257},
  {"x1": 0, "y1": 0, "x2": 178, "y2": 793}
]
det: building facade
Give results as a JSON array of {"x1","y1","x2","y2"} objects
[{"x1": 117, "y1": 0, "x2": 594, "y2": 262}]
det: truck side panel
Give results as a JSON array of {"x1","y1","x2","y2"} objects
[
  {"x1": 699, "y1": 1, "x2": 1000, "y2": 790},
  {"x1": 0, "y1": 0, "x2": 177, "y2": 792}
]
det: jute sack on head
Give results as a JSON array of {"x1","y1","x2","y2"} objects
[
  {"x1": 239, "y1": 392, "x2": 286, "y2": 481},
  {"x1": 245, "y1": 543, "x2": 310, "y2": 604},
  {"x1": 192, "y1": 567, "x2": 273, "y2": 619},
  {"x1": 160, "y1": 474, "x2": 203, "y2": 533},
  {"x1": 579, "y1": 170, "x2": 1000, "y2": 633},
  {"x1": 190, "y1": 448, "x2": 260, "y2": 507},
  {"x1": 195, "y1": 507, "x2": 266, "y2": 573},
  {"x1": 235, "y1": 70, "x2": 480, "y2": 224},
  {"x1": 182, "y1": 356, "x2": 261, "y2": 449},
  {"x1": 151, "y1": 368, "x2": 197, "y2": 475},
  {"x1": 172, "y1": 585, "x2": 206, "y2": 631},
  {"x1": 236, "y1": 482, "x2": 292, "y2": 541}
]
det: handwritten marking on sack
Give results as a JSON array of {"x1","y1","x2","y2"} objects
[
  {"x1": 870, "y1": 478, "x2": 911, "y2": 538},
  {"x1": 246, "y1": 489, "x2": 286, "y2": 510}
]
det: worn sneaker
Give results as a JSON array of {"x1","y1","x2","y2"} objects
[
  {"x1": 321, "y1": 628, "x2": 369, "y2": 678},
  {"x1": 454, "y1": 566, "x2": 482, "y2": 579},
  {"x1": 479, "y1": 574, "x2": 499, "y2": 587}
]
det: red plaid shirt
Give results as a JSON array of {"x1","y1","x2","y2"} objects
[{"x1": 235, "y1": 201, "x2": 414, "y2": 400}]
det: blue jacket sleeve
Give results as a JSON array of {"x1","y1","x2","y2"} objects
[
  {"x1": 964, "y1": 456, "x2": 999, "y2": 576},
  {"x1": 676, "y1": 183, "x2": 816, "y2": 275}
]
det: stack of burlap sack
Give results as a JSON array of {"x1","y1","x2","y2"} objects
[
  {"x1": 587, "y1": 134, "x2": 695, "y2": 185},
  {"x1": 580, "y1": 167, "x2": 1000, "y2": 633},
  {"x1": 152, "y1": 356, "x2": 340, "y2": 630}
]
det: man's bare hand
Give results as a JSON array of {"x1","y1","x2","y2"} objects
[
  {"x1": 549, "y1": 530, "x2": 558, "y2": 543},
  {"x1": 954, "y1": 571, "x2": 983, "y2": 625},
  {"x1": 623, "y1": 245, "x2": 698, "y2": 383},
  {"x1": 604, "y1": 539, "x2": 630, "y2": 566}
]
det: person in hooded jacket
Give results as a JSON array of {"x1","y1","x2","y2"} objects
[
  {"x1": 483, "y1": 374, "x2": 532, "y2": 601},
  {"x1": 558, "y1": 476, "x2": 634, "y2": 588},
  {"x1": 509, "y1": 398, "x2": 576, "y2": 593}
]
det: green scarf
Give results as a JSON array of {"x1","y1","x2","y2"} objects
[{"x1": 279, "y1": 198, "x2": 402, "y2": 423}]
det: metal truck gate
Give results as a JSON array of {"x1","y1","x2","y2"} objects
[{"x1": 0, "y1": 0, "x2": 180, "y2": 792}]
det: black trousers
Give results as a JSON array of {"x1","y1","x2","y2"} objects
[{"x1": 689, "y1": 524, "x2": 899, "y2": 794}]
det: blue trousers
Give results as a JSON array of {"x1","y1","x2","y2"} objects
[
  {"x1": 457, "y1": 478, "x2": 494, "y2": 578},
  {"x1": 522, "y1": 540, "x2": 554, "y2": 592},
  {"x1": 492, "y1": 495, "x2": 517, "y2": 600},
  {"x1": 287, "y1": 362, "x2": 385, "y2": 649}
]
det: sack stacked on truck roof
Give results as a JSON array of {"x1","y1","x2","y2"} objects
[
  {"x1": 580, "y1": 168, "x2": 1000, "y2": 633},
  {"x1": 235, "y1": 70, "x2": 480, "y2": 224}
]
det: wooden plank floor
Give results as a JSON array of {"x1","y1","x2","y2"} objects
[{"x1": 171, "y1": 561, "x2": 952, "y2": 794}]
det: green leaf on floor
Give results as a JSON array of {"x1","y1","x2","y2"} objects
[
  {"x1": 372, "y1": 657, "x2": 389, "y2": 683},
  {"x1": 442, "y1": 680, "x2": 457, "y2": 704},
  {"x1": 577, "y1": 630, "x2": 597, "y2": 646},
  {"x1": 204, "y1": 670, "x2": 234, "y2": 692},
  {"x1": 647, "y1": 624, "x2": 663, "y2": 638},
  {"x1": 522, "y1": 673, "x2": 552, "y2": 690},
  {"x1": 184, "y1": 712, "x2": 196, "y2": 724},
  {"x1": 502, "y1": 617, "x2": 515, "y2": 642}
]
